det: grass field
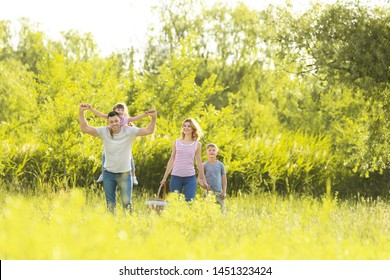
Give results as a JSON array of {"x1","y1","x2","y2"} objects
[{"x1": 1, "y1": 187, "x2": 389, "y2": 260}]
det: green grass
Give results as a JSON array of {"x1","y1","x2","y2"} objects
[{"x1": 0, "y1": 187, "x2": 389, "y2": 259}]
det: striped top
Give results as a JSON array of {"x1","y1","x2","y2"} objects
[{"x1": 172, "y1": 139, "x2": 198, "y2": 177}]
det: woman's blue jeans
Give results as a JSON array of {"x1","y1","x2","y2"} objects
[
  {"x1": 103, "y1": 169, "x2": 133, "y2": 214},
  {"x1": 169, "y1": 175, "x2": 197, "y2": 202}
]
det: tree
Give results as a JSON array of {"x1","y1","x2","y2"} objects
[
  {"x1": 278, "y1": 2, "x2": 390, "y2": 86},
  {"x1": 0, "y1": 20, "x2": 15, "y2": 61},
  {"x1": 274, "y1": 1, "x2": 390, "y2": 177}
]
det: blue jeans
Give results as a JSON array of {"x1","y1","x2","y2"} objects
[
  {"x1": 103, "y1": 170, "x2": 133, "y2": 214},
  {"x1": 169, "y1": 175, "x2": 197, "y2": 202}
]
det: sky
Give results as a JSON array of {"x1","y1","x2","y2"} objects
[
  {"x1": 0, "y1": 0, "x2": 386, "y2": 57},
  {"x1": 1, "y1": 0, "x2": 161, "y2": 56}
]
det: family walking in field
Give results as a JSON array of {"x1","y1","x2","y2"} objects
[{"x1": 79, "y1": 104, "x2": 227, "y2": 214}]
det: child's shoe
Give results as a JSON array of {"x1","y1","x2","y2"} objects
[{"x1": 96, "y1": 173, "x2": 103, "y2": 183}]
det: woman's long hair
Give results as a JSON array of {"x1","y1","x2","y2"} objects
[{"x1": 181, "y1": 118, "x2": 203, "y2": 141}]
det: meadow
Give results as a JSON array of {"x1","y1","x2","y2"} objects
[
  {"x1": 1, "y1": 187, "x2": 389, "y2": 260},
  {"x1": 2, "y1": 0, "x2": 390, "y2": 265}
]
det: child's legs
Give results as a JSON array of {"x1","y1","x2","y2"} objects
[
  {"x1": 215, "y1": 191, "x2": 226, "y2": 213},
  {"x1": 131, "y1": 157, "x2": 135, "y2": 176},
  {"x1": 101, "y1": 151, "x2": 106, "y2": 172}
]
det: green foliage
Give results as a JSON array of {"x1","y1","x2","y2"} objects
[
  {"x1": 0, "y1": 59, "x2": 39, "y2": 133},
  {"x1": 0, "y1": 20, "x2": 14, "y2": 60},
  {"x1": 1, "y1": 0, "x2": 390, "y2": 199},
  {"x1": 14, "y1": 18, "x2": 49, "y2": 74},
  {"x1": 273, "y1": 2, "x2": 390, "y2": 180},
  {"x1": 130, "y1": 36, "x2": 221, "y2": 124},
  {"x1": 227, "y1": 131, "x2": 333, "y2": 196},
  {"x1": 289, "y1": 2, "x2": 390, "y2": 84}
]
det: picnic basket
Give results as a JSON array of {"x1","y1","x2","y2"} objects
[{"x1": 146, "y1": 183, "x2": 168, "y2": 214}]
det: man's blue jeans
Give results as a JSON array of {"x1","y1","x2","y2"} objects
[{"x1": 103, "y1": 169, "x2": 133, "y2": 214}]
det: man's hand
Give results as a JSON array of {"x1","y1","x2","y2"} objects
[
  {"x1": 79, "y1": 103, "x2": 91, "y2": 112},
  {"x1": 147, "y1": 108, "x2": 157, "y2": 118}
]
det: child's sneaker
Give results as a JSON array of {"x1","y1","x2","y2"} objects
[
  {"x1": 132, "y1": 176, "x2": 138, "y2": 185},
  {"x1": 96, "y1": 173, "x2": 103, "y2": 183}
]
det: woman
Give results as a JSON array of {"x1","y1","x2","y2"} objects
[{"x1": 160, "y1": 118, "x2": 209, "y2": 201}]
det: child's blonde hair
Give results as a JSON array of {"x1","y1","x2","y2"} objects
[
  {"x1": 181, "y1": 118, "x2": 203, "y2": 140},
  {"x1": 206, "y1": 143, "x2": 219, "y2": 152}
]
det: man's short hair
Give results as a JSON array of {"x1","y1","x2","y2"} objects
[{"x1": 107, "y1": 111, "x2": 120, "y2": 118}]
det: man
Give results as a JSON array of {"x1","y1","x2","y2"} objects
[{"x1": 79, "y1": 103, "x2": 157, "y2": 214}]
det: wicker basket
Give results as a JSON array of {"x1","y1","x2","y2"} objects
[{"x1": 146, "y1": 183, "x2": 168, "y2": 214}]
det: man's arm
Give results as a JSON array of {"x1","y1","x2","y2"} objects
[
  {"x1": 137, "y1": 109, "x2": 157, "y2": 136},
  {"x1": 79, "y1": 104, "x2": 98, "y2": 136}
]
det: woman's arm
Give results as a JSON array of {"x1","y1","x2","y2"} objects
[
  {"x1": 195, "y1": 142, "x2": 210, "y2": 189},
  {"x1": 160, "y1": 141, "x2": 176, "y2": 186}
]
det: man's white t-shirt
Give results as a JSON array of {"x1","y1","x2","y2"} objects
[{"x1": 96, "y1": 126, "x2": 139, "y2": 173}]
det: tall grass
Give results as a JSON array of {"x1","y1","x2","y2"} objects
[{"x1": 0, "y1": 187, "x2": 389, "y2": 260}]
